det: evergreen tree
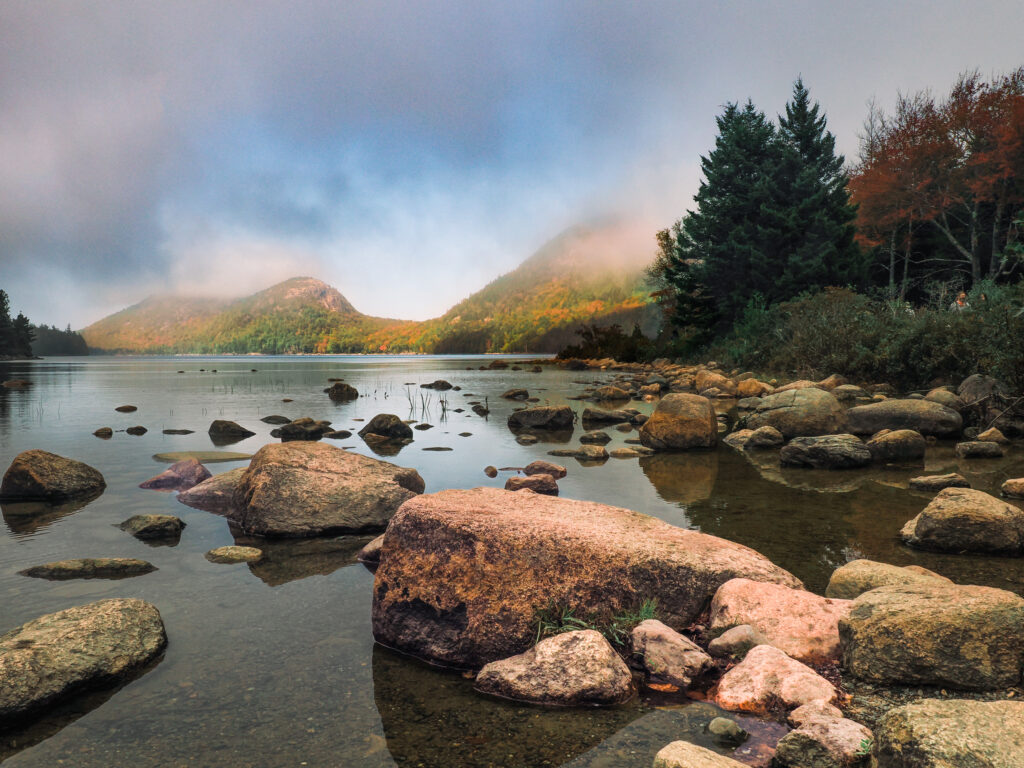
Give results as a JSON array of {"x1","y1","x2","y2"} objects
[
  {"x1": 776, "y1": 78, "x2": 863, "y2": 292},
  {"x1": 13, "y1": 313, "x2": 34, "y2": 356},
  {"x1": 0, "y1": 290, "x2": 16, "y2": 355}
]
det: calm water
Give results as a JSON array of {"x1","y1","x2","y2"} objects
[{"x1": 1, "y1": 356, "x2": 1022, "y2": 767}]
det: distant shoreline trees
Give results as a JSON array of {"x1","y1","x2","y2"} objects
[{"x1": 0, "y1": 288, "x2": 89, "y2": 357}]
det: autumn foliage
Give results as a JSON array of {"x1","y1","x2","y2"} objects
[{"x1": 850, "y1": 68, "x2": 1024, "y2": 295}]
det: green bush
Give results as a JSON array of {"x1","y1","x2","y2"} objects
[{"x1": 710, "y1": 286, "x2": 1024, "y2": 390}]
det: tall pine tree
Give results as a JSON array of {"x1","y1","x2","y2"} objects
[
  {"x1": 776, "y1": 78, "x2": 863, "y2": 293},
  {"x1": 656, "y1": 81, "x2": 862, "y2": 335}
]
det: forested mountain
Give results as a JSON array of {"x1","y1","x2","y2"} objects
[{"x1": 81, "y1": 225, "x2": 658, "y2": 354}]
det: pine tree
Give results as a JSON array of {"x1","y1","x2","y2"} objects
[
  {"x1": 777, "y1": 78, "x2": 863, "y2": 292},
  {"x1": 13, "y1": 313, "x2": 34, "y2": 356},
  {"x1": 0, "y1": 290, "x2": 16, "y2": 355}
]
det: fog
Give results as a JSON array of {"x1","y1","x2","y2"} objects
[{"x1": 2, "y1": 1, "x2": 1023, "y2": 326}]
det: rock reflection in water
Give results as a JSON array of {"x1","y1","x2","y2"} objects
[
  {"x1": 372, "y1": 644, "x2": 644, "y2": 768},
  {"x1": 2, "y1": 494, "x2": 100, "y2": 536},
  {"x1": 230, "y1": 529, "x2": 374, "y2": 586},
  {"x1": 0, "y1": 654, "x2": 164, "y2": 763},
  {"x1": 639, "y1": 452, "x2": 717, "y2": 507}
]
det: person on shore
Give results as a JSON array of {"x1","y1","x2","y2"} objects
[{"x1": 949, "y1": 291, "x2": 970, "y2": 312}]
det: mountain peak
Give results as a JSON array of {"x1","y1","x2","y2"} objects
[{"x1": 255, "y1": 277, "x2": 358, "y2": 315}]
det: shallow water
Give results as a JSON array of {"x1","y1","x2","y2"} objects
[{"x1": 0, "y1": 356, "x2": 1022, "y2": 766}]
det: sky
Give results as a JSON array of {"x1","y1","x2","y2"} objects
[{"x1": 2, "y1": 1, "x2": 1023, "y2": 328}]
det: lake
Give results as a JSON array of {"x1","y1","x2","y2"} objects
[{"x1": 1, "y1": 355, "x2": 1022, "y2": 767}]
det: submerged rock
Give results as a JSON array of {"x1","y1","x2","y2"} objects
[
  {"x1": 839, "y1": 583, "x2": 1024, "y2": 690},
  {"x1": 325, "y1": 381, "x2": 358, "y2": 400},
  {"x1": 231, "y1": 441, "x2": 424, "y2": 536},
  {"x1": 205, "y1": 545, "x2": 263, "y2": 564},
  {"x1": 19, "y1": 558, "x2": 156, "y2": 580},
  {"x1": 139, "y1": 458, "x2": 211, "y2": 491},
  {"x1": 118, "y1": 514, "x2": 186, "y2": 541},
  {"x1": 709, "y1": 578, "x2": 851, "y2": 664},
  {"x1": 474, "y1": 630, "x2": 633, "y2": 706},
  {"x1": 908, "y1": 473, "x2": 970, "y2": 492},
  {"x1": 653, "y1": 741, "x2": 748, "y2": 768},
  {"x1": 372, "y1": 487, "x2": 800, "y2": 668},
  {"x1": 638, "y1": 393, "x2": 718, "y2": 450},
  {"x1": 0, "y1": 450, "x2": 105, "y2": 502},
  {"x1": 825, "y1": 559, "x2": 951, "y2": 600},
  {"x1": 900, "y1": 487, "x2": 1024, "y2": 555},
  {"x1": 874, "y1": 699, "x2": 1024, "y2": 767},
  {"x1": 0, "y1": 599, "x2": 166, "y2": 723},
  {"x1": 779, "y1": 434, "x2": 872, "y2": 469}
]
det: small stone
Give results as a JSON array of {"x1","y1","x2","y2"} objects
[
  {"x1": 93, "y1": 427, "x2": 113, "y2": 438},
  {"x1": 707, "y1": 716, "x2": 748, "y2": 746},
  {"x1": 484, "y1": 466, "x2": 498, "y2": 478},
  {"x1": 579, "y1": 430, "x2": 611, "y2": 444},
  {"x1": 505, "y1": 474, "x2": 558, "y2": 495},
  {"x1": 523, "y1": 460, "x2": 567, "y2": 479},
  {"x1": 653, "y1": 742, "x2": 748, "y2": 768},
  {"x1": 414, "y1": 423, "x2": 434, "y2": 431},
  {"x1": 631, "y1": 619, "x2": 712, "y2": 690},
  {"x1": 20, "y1": 558, "x2": 156, "y2": 580},
  {"x1": 707, "y1": 624, "x2": 769, "y2": 659},
  {"x1": 125, "y1": 426, "x2": 147, "y2": 436},
  {"x1": 908, "y1": 473, "x2": 970, "y2": 491},
  {"x1": 977, "y1": 426, "x2": 1010, "y2": 444},
  {"x1": 118, "y1": 514, "x2": 186, "y2": 540},
  {"x1": 114, "y1": 405, "x2": 137, "y2": 412},
  {"x1": 955, "y1": 440, "x2": 1005, "y2": 458},
  {"x1": 1002, "y1": 478, "x2": 1024, "y2": 499},
  {"x1": 205, "y1": 546, "x2": 263, "y2": 564}
]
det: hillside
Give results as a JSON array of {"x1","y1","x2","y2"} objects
[{"x1": 82, "y1": 223, "x2": 658, "y2": 354}]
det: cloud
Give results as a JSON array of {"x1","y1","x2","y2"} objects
[{"x1": 2, "y1": 1, "x2": 1024, "y2": 327}]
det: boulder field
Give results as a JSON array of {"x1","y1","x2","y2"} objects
[{"x1": 371, "y1": 487, "x2": 801, "y2": 668}]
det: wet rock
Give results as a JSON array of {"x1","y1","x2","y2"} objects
[
  {"x1": 707, "y1": 624, "x2": 769, "y2": 660},
  {"x1": 630, "y1": 619, "x2": 712, "y2": 690},
  {"x1": 208, "y1": 420, "x2": 255, "y2": 440},
  {"x1": 507, "y1": 405, "x2": 574, "y2": 431},
  {"x1": 358, "y1": 534, "x2": 384, "y2": 565},
  {"x1": 908, "y1": 473, "x2": 970, "y2": 492},
  {"x1": 976, "y1": 426, "x2": 1010, "y2": 444},
  {"x1": 358, "y1": 414, "x2": 414, "y2": 443},
  {"x1": 231, "y1": 442, "x2": 424, "y2": 536},
  {"x1": 413, "y1": 422, "x2": 434, "y2": 431},
  {"x1": 1002, "y1": 478, "x2": 1024, "y2": 499},
  {"x1": 484, "y1": 466, "x2": 498, "y2": 478},
  {"x1": 372, "y1": 487, "x2": 800, "y2": 667},
  {"x1": 572, "y1": 445, "x2": 609, "y2": 461},
  {"x1": 501, "y1": 388, "x2": 529, "y2": 400},
  {"x1": 515, "y1": 434, "x2": 538, "y2": 445},
  {"x1": 0, "y1": 450, "x2": 105, "y2": 502},
  {"x1": 20, "y1": 558, "x2": 156, "y2": 580},
  {"x1": 736, "y1": 379, "x2": 772, "y2": 398},
  {"x1": 638, "y1": 393, "x2": 718, "y2": 450},
  {"x1": 505, "y1": 474, "x2": 559, "y2": 495},
  {"x1": 114, "y1": 405, "x2": 137, "y2": 413},
  {"x1": 580, "y1": 407, "x2": 631, "y2": 425},
  {"x1": 653, "y1": 741, "x2": 749, "y2": 768},
  {"x1": 900, "y1": 487, "x2": 1024, "y2": 555},
  {"x1": 839, "y1": 583, "x2": 1024, "y2": 689},
  {"x1": 325, "y1": 381, "x2": 358, "y2": 400},
  {"x1": 743, "y1": 388, "x2": 846, "y2": 439},
  {"x1": 118, "y1": 514, "x2": 186, "y2": 540},
  {"x1": 707, "y1": 716, "x2": 748, "y2": 746},
  {"x1": 825, "y1": 559, "x2": 951, "y2": 600},
  {"x1": 774, "y1": 715, "x2": 873, "y2": 768},
  {"x1": 696, "y1": 370, "x2": 736, "y2": 396},
  {"x1": 846, "y1": 399, "x2": 962, "y2": 438},
  {"x1": 176, "y1": 467, "x2": 247, "y2": 514},
  {"x1": 162, "y1": 428, "x2": 194, "y2": 435},
  {"x1": 154, "y1": 451, "x2": 252, "y2": 464},
  {"x1": 323, "y1": 429, "x2": 352, "y2": 439},
  {"x1": 579, "y1": 430, "x2": 611, "y2": 445},
  {"x1": 205, "y1": 545, "x2": 263, "y2": 564},
  {"x1": 421, "y1": 380, "x2": 453, "y2": 391},
  {"x1": 955, "y1": 440, "x2": 1005, "y2": 458},
  {"x1": 523, "y1": 460, "x2": 567, "y2": 479},
  {"x1": 93, "y1": 427, "x2": 113, "y2": 438},
  {"x1": 874, "y1": 699, "x2": 1024, "y2": 767},
  {"x1": 867, "y1": 429, "x2": 927, "y2": 462},
  {"x1": 774, "y1": 379, "x2": 823, "y2": 393},
  {"x1": 709, "y1": 578, "x2": 851, "y2": 664},
  {"x1": 715, "y1": 645, "x2": 838, "y2": 714},
  {"x1": 780, "y1": 434, "x2": 872, "y2": 470},
  {"x1": 957, "y1": 373, "x2": 1007, "y2": 405},
  {"x1": 609, "y1": 447, "x2": 642, "y2": 458},
  {"x1": 260, "y1": 415, "x2": 292, "y2": 425},
  {"x1": 475, "y1": 629, "x2": 633, "y2": 706},
  {"x1": 125, "y1": 425, "x2": 148, "y2": 436},
  {"x1": 593, "y1": 385, "x2": 631, "y2": 401},
  {"x1": 0, "y1": 599, "x2": 166, "y2": 723},
  {"x1": 139, "y1": 458, "x2": 211, "y2": 491},
  {"x1": 275, "y1": 417, "x2": 334, "y2": 442}
]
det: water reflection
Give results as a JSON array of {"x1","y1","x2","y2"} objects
[
  {"x1": 639, "y1": 452, "x2": 717, "y2": 506},
  {"x1": 230, "y1": 529, "x2": 374, "y2": 586},
  {"x1": 2, "y1": 494, "x2": 101, "y2": 536}
]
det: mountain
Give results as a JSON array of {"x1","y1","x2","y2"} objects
[{"x1": 81, "y1": 223, "x2": 658, "y2": 354}]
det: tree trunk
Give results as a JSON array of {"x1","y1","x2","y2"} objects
[
  {"x1": 990, "y1": 190, "x2": 1006, "y2": 278},
  {"x1": 888, "y1": 228, "x2": 897, "y2": 298},
  {"x1": 900, "y1": 215, "x2": 912, "y2": 300}
]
